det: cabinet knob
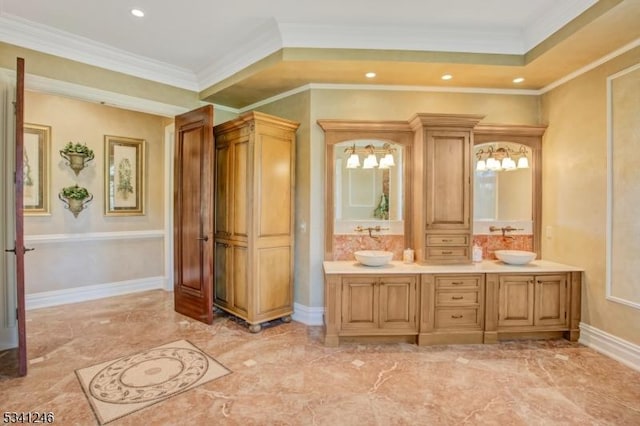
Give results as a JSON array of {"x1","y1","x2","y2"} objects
[{"x1": 197, "y1": 235, "x2": 209, "y2": 242}]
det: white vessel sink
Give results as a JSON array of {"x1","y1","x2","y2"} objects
[
  {"x1": 354, "y1": 250, "x2": 393, "y2": 266},
  {"x1": 495, "y1": 250, "x2": 537, "y2": 265}
]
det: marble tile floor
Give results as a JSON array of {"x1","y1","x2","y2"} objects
[{"x1": 1, "y1": 290, "x2": 639, "y2": 426}]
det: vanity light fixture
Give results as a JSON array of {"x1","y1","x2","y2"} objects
[
  {"x1": 344, "y1": 143, "x2": 396, "y2": 169},
  {"x1": 365, "y1": 72, "x2": 377, "y2": 78},
  {"x1": 131, "y1": 8, "x2": 145, "y2": 17},
  {"x1": 475, "y1": 145, "x2": 529, "y2": 172},
  {"x1": 441, "y1": 74, "x2": 453, "y2": 80}
]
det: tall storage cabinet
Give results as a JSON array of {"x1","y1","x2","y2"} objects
[
  {"x1": 410, "y1": 114, "x2": 484, "y2": 264},
  {"x1": 213, "y1": 111, "x2": 299, "y2": 332}
]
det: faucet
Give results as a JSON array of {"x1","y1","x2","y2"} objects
[
  {"x1": 355, "y1": 225, "x2": 389, "y2": 240},
  {"x1": 489, "y1": 225, "x2": 523, "y2": 238}
]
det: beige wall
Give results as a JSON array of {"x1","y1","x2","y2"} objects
[
  {"x1": 24, "y1": 91, "x2": 167, "y2": 294},
  {"x1": 541, "y1": 46, "x2": 640, "y2": 345}
]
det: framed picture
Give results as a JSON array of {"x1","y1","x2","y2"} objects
[
  {"x1": 23, "y1": 123, "x2": 51, "y2": 215},
  {"x1": 104, "y1": 135, "x2": 145, "y2": 216}
]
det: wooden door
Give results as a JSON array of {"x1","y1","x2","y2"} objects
[
  {"x1": 534, "y1": 274, "x2": 567, "y2": 327},
  {"x1": 11, "y1": 58, "x2": 28, "y2": 376},
  {"x1": 498, "y1": 275, "x2": 534, "y2": 327},
  {"x1": 379, "y1": 276, "x2": 417, "y2": 330},
  {"x1": 173, "y1": 105, "x2": 214, "y2": 324},
  {"x1": 341, "y1": 277, "x2": 378, "y2": 330}
]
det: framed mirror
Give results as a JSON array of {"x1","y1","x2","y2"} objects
[
  {"x1": 318, "y1": 120, "x2": 414, "y2": 260},
  {"x1": 473, "y1": 124, "x2": 546, "y2": 256}
]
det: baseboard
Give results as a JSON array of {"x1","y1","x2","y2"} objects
[
  {"x1": 579, "y1": 322, "x2": 640, "y2": 372},
  {"x1": 26, "y1": 276, "x2": 167, "y2": 310},
  {"x1": 292, "y1": 302, "x2": 324, "y2": 326}
]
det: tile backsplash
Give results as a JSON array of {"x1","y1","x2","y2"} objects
[{"x1": 332, "y1": 234, "x2": 534, "y2": 261}]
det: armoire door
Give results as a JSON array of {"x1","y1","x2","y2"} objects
[{"x1": 173, "y1": 105, "x2": 215, "y2": 324}]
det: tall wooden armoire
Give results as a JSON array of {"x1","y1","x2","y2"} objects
[{"x1": 213, "y1": 111, "x2": 299, "y2": 332}]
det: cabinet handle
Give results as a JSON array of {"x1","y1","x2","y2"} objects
[
  {"x1": 442, "y1": 239, "x2": 453, "y2": 242},
  {"x1": 451, "y1": 296, "x2": 464, "y2": 300},
  {"x1": 442, "y1": 251, "x2": 453, "y2": 255},
  {"x1": 451, "y1": 314, "x2": 463, "y2": 319},
  {"x1": 451, "y1": 281, "x2": 464, "y2": 285},
  {"x1": 197, "y1": 235, "x2": 209, "y2": 242}
]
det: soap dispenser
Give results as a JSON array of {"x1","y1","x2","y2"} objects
[{"x1": 472, "y1": 244, "x2": 483, "y2": 263}]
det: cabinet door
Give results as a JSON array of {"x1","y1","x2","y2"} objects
[
  {"x1": 425, "y1": 130, "x2": 471, "y2": 230},
  {"x1": 534, "y1": 274, "x2": 567, "y2": 327},
  {"x1": 379, "y1": 276, "x2": 417, "y2": 330},
  {"x1": 214, "y1": 140, "x2": 232, "y2": 238},
  {"x1": 231, "y1": 243, "x2": 248, "y2": 316},
  {"x1": 232, "y1": 137, "x2": 249, "y2": 240},
  {"x1": 214, "y1": 241, "x2": 232, "y2": 309},
  {"x1": 498, "y1": 275, "x2": 534, "y2": 327},
  {"x1": 341, "y1": 277, "x2": 379, "y2": 330}
]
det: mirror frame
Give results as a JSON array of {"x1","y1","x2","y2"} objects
[
  {"x1": 473, "y1": 124, "x2": 547, "y2": 257},
  {"x1": 318, "y1": 119, "x2": 414, "y2": 261}
]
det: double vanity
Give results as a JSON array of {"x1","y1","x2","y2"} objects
[
  {"x1": 323, "y1": 258, "x2": 582, "y2": 347},
  {"x1": 319, "y1": 113, "x2": 583, "y2": 347}
]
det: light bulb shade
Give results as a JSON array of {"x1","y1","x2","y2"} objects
[
  {"x1": 346, "y1": 153, "x2": 360, "y2": 168},
  {"x1": 517, "y1": 156, "x2": 529, "y2": 168},
  {"x1": 502, "y1": 157, "x2": 516, "y2": 170},
  {"x1": 383, "y1": 153, "x2": 395, "y2": 167},
  {"x1": 362, "y1": 154, "x2": 378, "y2": 169},
  {"x1": 487, "y1": 157, "x2": 501, "y2": 171},
  {"x1": 476, "y1": 159, "x2": 486, "y2": 171},
  {"x1": 378, "y1": 156, "x2": 390, "y2": 169}
]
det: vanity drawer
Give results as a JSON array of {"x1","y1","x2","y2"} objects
[
  {"x1": 426, "y1": 246, "x2": 469, "y2": 260},
  {"x1": 427, "y1": 235, "x2": 469, "y2": 246},
  {"x1": 436, "y1": 290, "x2": 479, "y2": 306},
  {"x1": 435, "y1": 308, "x2": 482, "y2": 329},
  {"x1": 435, "y1": 275, "x2": 481, "y2": 289}
]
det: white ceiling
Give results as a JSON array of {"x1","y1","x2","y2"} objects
[{"x1": 0, "y1": 0, "x2": 598, "y2": 92}]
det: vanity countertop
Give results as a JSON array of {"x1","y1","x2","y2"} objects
[{"x1": 323, "y1": 259, "x2": 583, "y2": 274}]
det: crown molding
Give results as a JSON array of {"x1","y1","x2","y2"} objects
[
  {"x1": 523, "y1": 0, "x2": 598, "y2": 50},
  {"x1": 196, "y1": 19, "x2": 283, "y2": 90},
  {"x1": 279, "y1": 22, "x2": 524, "y2": 54},
  {"x1": 0, "y1": 13, "x2": 199, "y2": 91}
]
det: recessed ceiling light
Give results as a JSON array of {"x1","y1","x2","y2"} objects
[
  {"x1": 441, "y1": 74, "x2": 453, "y2": 81},
  {"x1": 513, "y1": 77, "x2": 525, "y2": 84},
  {"x1": 365, "y1": 72, "x2": 376, "y2": 78},
  {"x1": 131, "y1": 8, "x2": 145, "y2": 18}
]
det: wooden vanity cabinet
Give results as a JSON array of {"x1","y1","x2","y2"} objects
[
  {"x1": 410, "y1": 114, "x2": 484, "y2": 264},
  {"x1": 213, "y1": 111, "x2": 298, "y2": 332},
  {"x1": 324, "y1": 274, "x2": 418, "y2": 346},
  {"x1": 484, "y1": 272, "x2": 582, "y2": 342},
  {"x1": 418, "y1": 274, "x2": 485, "y2": 345}
]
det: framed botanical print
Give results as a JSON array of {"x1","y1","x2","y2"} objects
[
  {"x1": 104, "y1": 135, "x2": 145, "y2": 216},
  {"x1": 23, "y1": 123, "x2": 51, "y2": 215}
]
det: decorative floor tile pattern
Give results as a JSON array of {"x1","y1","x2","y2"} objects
[
  {"x1": 1, "y1": 290, "x2": 639, "y2": 425},
  {"x1": 76, "y1": 339, "x2": 230, "y2": 424}
]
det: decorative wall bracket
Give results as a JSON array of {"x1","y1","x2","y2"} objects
[
  {"x1": 60, "y1": 142, "x2": 95, "y2": 175},
  {"x1": 59, "y1": 185, "x2": 93, "y2": 218}
]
